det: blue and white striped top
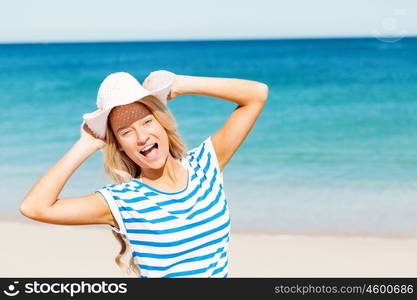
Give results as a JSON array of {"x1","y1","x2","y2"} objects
[{"x1": 96, "y1": 136, "x2": 231, "y2": 278}]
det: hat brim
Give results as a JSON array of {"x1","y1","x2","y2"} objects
[
  {"x1": 144, "y1": 71, "x2": 175, "y2": 103},
  {"x1": 82, "y1": 108, "x2": 112, "y2": 140}
]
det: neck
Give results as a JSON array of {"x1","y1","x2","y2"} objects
[{"x1": 140, "y1": 155, "x2": 183, "y2": 184}]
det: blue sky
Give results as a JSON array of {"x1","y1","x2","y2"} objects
[{"x1": 1, "y1": 0, "x2": 416, "y2": 43}]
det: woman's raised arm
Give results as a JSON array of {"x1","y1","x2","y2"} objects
[
  {"x1": 171, "y1": 74, "x2": 269, "y2": 173},
  {"x1": 19, "y1": 122, "x2": 116, "y2": 227}
]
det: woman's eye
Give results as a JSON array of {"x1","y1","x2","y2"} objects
[
  {"x1": 121, "y1": 130, "x2": 131, "y2": 136},
  {"x1": 145, "y1": 119, "x2": 152, "y2": 124}
]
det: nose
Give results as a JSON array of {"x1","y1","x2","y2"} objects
[{"x1": 135, "y1": 128, "x2": 150, "y2": 146}]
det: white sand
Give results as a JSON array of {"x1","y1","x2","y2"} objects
[{"x1": 1, "y1": 220, "x2": 417, "y2": 277}]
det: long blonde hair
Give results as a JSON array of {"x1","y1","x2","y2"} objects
[{"x1": 102, "y1": 95, "x2": 187, "y2": 276}]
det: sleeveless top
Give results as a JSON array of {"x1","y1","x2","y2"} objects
[{"x1": 96, "y1": 136, "x2": 231, "y2": 278}]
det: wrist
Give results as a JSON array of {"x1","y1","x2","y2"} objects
[
  {"x1": 75, "y1": 138, "x2": 102, "y2": 155},
  {"x1": 171, "y1": 75, "x2": 192, "y2": 97}
]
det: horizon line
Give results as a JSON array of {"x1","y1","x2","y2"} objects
[{"x1": 1, "y1": 35, "x2": 416, "y2": 45}]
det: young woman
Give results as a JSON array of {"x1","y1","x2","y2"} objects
[{"x1": 20, "y1": 70, "x2": 268, "y2": 278}]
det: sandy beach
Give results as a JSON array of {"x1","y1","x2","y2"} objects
[{"x1": 1, "y1": 217, "x2": 417, "y2": 277}]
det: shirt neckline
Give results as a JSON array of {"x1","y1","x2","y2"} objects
[{"x1": 132, "y1": 158, "x2": 191, "y2": 195}]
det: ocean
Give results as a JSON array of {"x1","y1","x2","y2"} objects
[{"x1": 1, "y1": 38, "x2": 417, "y2": 237}]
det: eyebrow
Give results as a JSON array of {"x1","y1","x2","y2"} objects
[
  {"x1": 117, "y1": 127, "x2": 128, "y2": 133},
  {"x1": 116, "y1": 116, "x2": 153, "y2": 133}
]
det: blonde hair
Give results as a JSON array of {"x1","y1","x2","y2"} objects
[{"x1": 102, "y1": 95, "x2": 187, "y2": 276}]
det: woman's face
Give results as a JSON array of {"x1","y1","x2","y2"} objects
[{"x1": 109, "y1": 102, "x2": 170, "y2": 171}]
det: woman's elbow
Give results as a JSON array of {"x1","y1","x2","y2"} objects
[
  {"x1": 19, "y1": 201, "x2": 41, "y2": 220},
  {"x1": 255, "y1": 83, "x2": 269, "y2": 103}
]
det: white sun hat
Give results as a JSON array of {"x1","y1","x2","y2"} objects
[{"x1": 82, "y1": 70, "x2": 175, "y2": 139}]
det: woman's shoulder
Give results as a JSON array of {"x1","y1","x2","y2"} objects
[
  {"x1": 97, "y1": 179, "x2": 140, "y2": 193},
  {"x1": 183, "y1": 136, "x2": 222, "y2": 177},
  {"x1": 184, "y1": 136, "x2": 213, "y2": 162}
]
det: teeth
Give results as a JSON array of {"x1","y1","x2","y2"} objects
[{"x1": 140, "y1": 143, "x2": 155, "y2": 153}]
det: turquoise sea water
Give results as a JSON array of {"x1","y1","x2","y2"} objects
[{"x1": 1, "y1": 38, "x2": 417, "y2": 236}]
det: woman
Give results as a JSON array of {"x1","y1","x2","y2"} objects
[{"x1": 20, "y1": 70, "x2": 268, "y2": 278}]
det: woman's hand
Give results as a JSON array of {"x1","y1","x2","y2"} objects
[
  {"x1": 79, "y1": 121, "x2": 106, "y2": 151},
  {"x1": 143, "y1": 70, "x2": 178, "y2": 101}
]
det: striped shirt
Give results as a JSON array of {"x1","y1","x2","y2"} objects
[{"x1": 96, "y1": 136, "x2": 231, "y2": 278}]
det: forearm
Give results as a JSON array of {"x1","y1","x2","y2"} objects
[
  {"x1": 20, "y1": 139, "x2": 97, "y2": 212},
  {"x1": 173, "y1": 75, "x2": 268, "y2": 106}
]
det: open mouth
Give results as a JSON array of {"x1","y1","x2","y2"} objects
[{"x1": 139, "y1": 143, "x2": 158, "y2": 157}]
